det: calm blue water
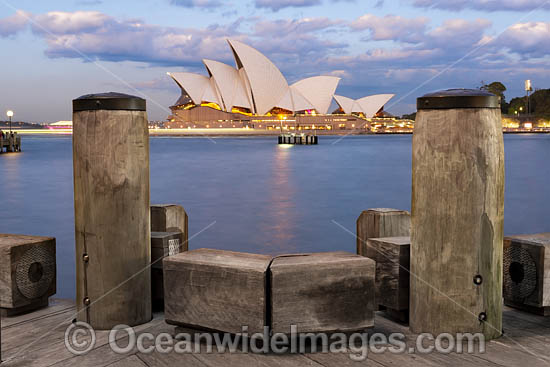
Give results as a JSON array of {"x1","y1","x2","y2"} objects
[{"x1": 1, "y1": 134, "x2": 549, "y2": 298}]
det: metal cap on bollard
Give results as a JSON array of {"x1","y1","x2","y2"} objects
[
  {"x1": 417, "y1": 89, "x2": 499, "y2": 110},
  {"x1": 73, "y1": 92, "x2": 146, "y2": 112}
]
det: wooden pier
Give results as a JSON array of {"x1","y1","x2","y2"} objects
[
  {"x1": 1, "y1": 298, "x2": 550, "y2": 366},
  {"x1": 278, "y1": 133, "x2": 318, "y2": 145},
  {"x1": 0, "y1": 133, "x2": 21, "y2": 153}
]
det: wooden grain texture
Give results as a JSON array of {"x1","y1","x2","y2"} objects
[
  {"x1": 356, "y1": 209, "x2": 410, "y2": 257},
  {"x1": 164, "y1": 248, "x2": 271, "y2": 334},
  {"x1": 106, "y1": 355, "x2": 149, "y2": 367},
  {"x1": 366, "y1": 237, "x2": 410, "y2": 312},
  {"x1": 4, "y1": 299, "x2": 550, "y2": 366},
  {"x1": 270, "y1": 252, "x2": 376, "y2": 334},
  {"x1": 73, "y1": 109, "x2": 151, "y2": 330},
  {"x1": 503, "y1": 233, "x2": 550, "y2": 314},
  {"x1": 411, "y1": 108, "x2": 504, "y2": 340},
  {"x1": 1, "y1": 298, "x2": 74, "y2": 328},
  {"x1": 2, "y1": 313, "x2": 165, "y2": 367},
  {"x1": 0, "y1": 234, "x2": 56, "y2": 312},
  {"x1": 151, "y1": 205, "x2": 189, "y2": 252}
]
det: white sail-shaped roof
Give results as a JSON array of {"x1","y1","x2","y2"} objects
[
  {"x1": 334, "y1": 94, "x2": 394, "y2": 117},
  {"x1": 168, "y1": 40, "x2": 396, "y2": 117},
  {"x1": 203, "y1": 59, "x2": 251, "y2": 112},
  {"x1": 276, "y1": 89, "x2": 294, "y2": 112},
  {"x1": 202, "y1": 78, "x2": 222, "y2": 106},
  {"x1": 275, "y1": 87, "x2": 315, "y2": 112},
  {"x1": 290, "y1": 87, "x2": 315, "y2": 111},
  {"x1": 169, "y1": 72, "x2": 210, "y2": 105},
  {"x1": 168, "y1": 72, "x2": 222, "y2": 107},
  {"x1": 228, "y1": 39, "x2": 290, "y2": 115},
  {"x1": 238, "y1": 68, "x2": 255, "y2": 112},
  {"x1": 291, "y1": 76, "x2": 340, "y2": 114},
  {"x1": 356, "y1": 94, "x2": 395, "y2": 117},
  {"x1": 334, "y1": 95, "x2": 355, "y2": 115}
]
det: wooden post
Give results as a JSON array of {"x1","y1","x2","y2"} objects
[
  {"x1": 411, "y1": 89, "x2": 504, "y2": 340},
  {"x1": 73, "y1": 93, "x2": 151, "y2": 330},
  {"x1": 366, "y1": 237, "x2": 410, "y2": 322},
  {"x1": 356, "y1": 208, "x2": 410, "y2": 256},
  {"x1": 151, "y1": 204, "x2": 189, "y2": 250},
  {"x1": 151, "y1": 231, "x2": 184, "y2": 310}
]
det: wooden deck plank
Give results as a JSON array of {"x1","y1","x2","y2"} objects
[
  {"x1": 1, "y1": 308, "x2": 75, "y2": 354},
  {"x1": 48, "y1": 318, "x2": 166, "y2": 367},
  {"x1": 503, "y1": 306, "x2": 550, "y2": 329},
  {"x1": 137, "y1": 352, "x2": 207, "y2": 367},
  {"x1": 194, "y1": 352, "x2": 324, "y2": 367},
  {"x1": 1, "y1": 299, "x2": 75, "y2": 328},
  {"x1": 1, "y1": 312, "x2": 163, "y2": 366},
  {"x1": 476, "y1": 339, "x2": 550, "y2": 367},
  {"x1": 305, "y1": 351, "x2": 384, "y2": 366},
  {"x1": 371, "y1": 313, "x2": 502, "y2": 366},
  {"x1": 4, "y1": 300, "x2": 550, "y2": 367},
  {"x1": 107, "y1": 355, "x2": 149, "y2": 367}
]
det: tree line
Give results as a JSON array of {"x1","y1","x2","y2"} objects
[{"x1": 480, "y1": 81, "x2": 550, "y2": 117}]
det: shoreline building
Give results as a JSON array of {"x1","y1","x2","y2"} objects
[{"x1": 166, "y1": 40, "x2": 398, "y2": 131}]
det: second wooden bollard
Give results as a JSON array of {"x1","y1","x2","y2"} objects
[
  {"x1": 410, "y1": 89, "x2": 504, "y2": 340},
  {"x1": 73, "y1": 93, "x2": 151, "y2": 329}
]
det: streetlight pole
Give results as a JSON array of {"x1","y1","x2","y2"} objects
[{"x1": 6, "y1": 110, "x2": 14, "y2": 133}]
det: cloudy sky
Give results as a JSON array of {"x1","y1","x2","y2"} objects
[{"x1": 1, "y1": 0, "x2": 549, "y2": 122}]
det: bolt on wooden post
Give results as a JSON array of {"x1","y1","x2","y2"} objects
[
  {"x1": 72, "y1": 93, "x2": 151, "y2": 329},
  {"x1": 410, "y1": 89, "x2": 504, "y2": 340}
]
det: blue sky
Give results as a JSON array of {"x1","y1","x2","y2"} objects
[{"x1": 1, "y1": 0, "x2": 549, "y2": 122}]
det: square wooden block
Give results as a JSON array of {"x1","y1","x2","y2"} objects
[
  {"x1": 151, "y1": 204, "x2": 188, "y2": 251},
  {"x1": 356, "y1": 208, "x2": 410, "y2": 257},
  {"x1": 164, "y1": 249, "x2": 272, "y2": 334},
  {"x1": 270, "y1": 252, "x2": 376, "y2": 334},
  {"x1": 0, "y1": 234, "x2": 56, "y2": 316},
  {"x1": 504, "y1": 233, "x2": 550, "y2": 315},
  {"x1": 367, "y1": 237, "x2": 410, "y2": 314}
]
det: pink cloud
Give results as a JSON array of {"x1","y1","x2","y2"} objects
[{"x1": 0, "y1": 10, "x2": 31, "y2": 37}]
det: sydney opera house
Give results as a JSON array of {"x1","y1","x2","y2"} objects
[{"x1": 166, "y1": 39, "x2": 397, "y2": 131}]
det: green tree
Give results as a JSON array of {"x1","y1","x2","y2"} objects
[
  {"x1": 481, "y1": 81, "x2": 508, "y2": 113},
  {"x1": 507, "y1": 97, "x2": 525, "y2": 116}
]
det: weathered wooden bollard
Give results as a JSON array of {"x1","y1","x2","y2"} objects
[
  {"x1": 73, "y1": 93, "x2": 151, "y2": 329},
  {"x1": 410, "y1": 89, "x2": 504, "y2": 340}
]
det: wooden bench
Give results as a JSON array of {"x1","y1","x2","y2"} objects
[
  {"x1": 270, "y1": 252, "x2": 376, "y2": 334},
  {"x1": 163, "y1": 249, "x2": 376, "y2": 334},
  {"x1": 164, "y1": 249, "x2": 271, "y2": 334}
]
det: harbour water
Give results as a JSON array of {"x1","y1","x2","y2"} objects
[{"x1": 0, "y1": 134, "x2": 549, "y2": 298}]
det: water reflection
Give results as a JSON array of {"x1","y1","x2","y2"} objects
[
  {"x1": 1, "y1": 152, "x2": 23, "y2": 205},
  {"x1": 260, "y1": 145, "x2": 299, "y2": 254},
  {"x1": 1, "y1": 134, "x2": 549, "y2": 299}
]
